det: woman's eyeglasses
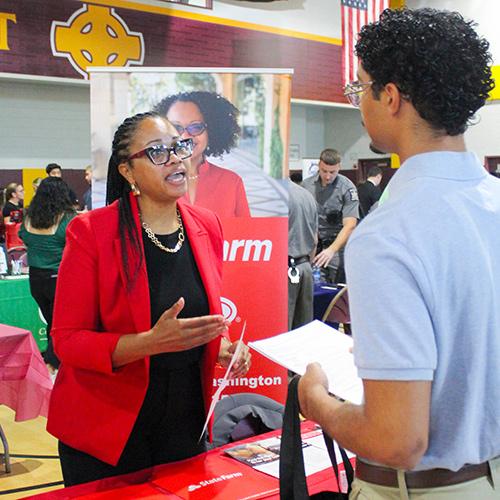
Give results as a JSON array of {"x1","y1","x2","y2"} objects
[
  {"x1": 128, "y1": 138, "x2": 193, "y2": 166},
  {"x1": 343, "y1": 81, "x2": 373, "y2": 107},
  {"x1": 173, "y1": 122, "x2": 207, "y2": 137}
]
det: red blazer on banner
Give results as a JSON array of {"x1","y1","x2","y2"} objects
[
  {"x1": 47, "y1": 195, "x2": 225, "y2": 466},
  {"x1": 182, "y1": 160, "x2": 251, "y2": 218}
]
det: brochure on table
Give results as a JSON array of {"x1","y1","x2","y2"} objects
[{"x1": 225, "y1": 425, "x2": 354, "y2": 479}]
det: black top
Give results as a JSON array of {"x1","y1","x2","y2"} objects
[
  {"x1": 357, "y1": 180, "x2": 381, "y2": 218},
  {"x1": 143, "y1": 227, "x2": 209, "y2": 371},
  {"x1": 131, "y1": 228, "x2": 210, "y2": 458},
  {"x1": 2, "y1": 201, "x2": 23, "y2": 222}
]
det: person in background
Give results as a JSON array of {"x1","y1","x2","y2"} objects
[
  {"x1": 357, "y1": 165, "x2": 382, "y2": 218},
  {"x1": 47, "y1": 111, "x2": 252, "y2": 486},
  {"x1": 19, "y1": 177, "x2": 77, "y2": 373},
  {"x1": 288, "y1": 178, "x2": 318, "y2": 330},
  {"x1": 32, "y1": 177, "x2": 43, "y2": 194},
  {"x1": 290, "y1": 171, "x2": 303, "y2": 184},
  {"x1": 298, "y1": 8, "x2": 500, "y2": 499},
  {"x1": 82, "y1": 165, "x2": 92, "y2": 211},
  {"x1": 45, "y1": 163, "x2": 79, "y2": 208},
  {"x1": 46, "y1": 163, "x2": 62, "y2": 178},
  {"x1": 154, "y1": 91, "x2": 250, "y2": 218},
  {"x1": 302, "y1": 149, "x2": 359, "y2": 283},
  {"x1": 2, "y1": 183, "x2": 24, "y2": 224}
]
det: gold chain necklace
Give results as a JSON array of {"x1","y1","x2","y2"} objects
[{"x1": 141, "y1": 209, "x2": 185, "y2": 254}]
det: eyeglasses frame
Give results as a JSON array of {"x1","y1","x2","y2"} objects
[
  {"x1": 343, "y1": 81, "x2": 374, "y2": 107},
  {"x1": 173, "y1": 122, "x2": 207, "y2": 137},
  {"x1": 127, "y1": 138, "x2": 193, "y2": 166}
]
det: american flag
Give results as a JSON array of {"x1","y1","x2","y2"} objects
[{"x1": 341, "y1": 0, "x2": 389, "y2": 87}]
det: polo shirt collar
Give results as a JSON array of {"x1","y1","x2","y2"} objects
[{"x1": 388, "y1": 151, "x2": 486, "y2": 193}]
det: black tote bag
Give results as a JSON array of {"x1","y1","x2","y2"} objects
[{"x1": 279, "y1": 376, "x2": 354, "y2": 500}]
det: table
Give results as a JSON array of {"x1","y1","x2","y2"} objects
[
  {"x1": 25, "y1": 421, "x2": 353, "y2": 499},
  {"x1": 0, "y1": 324, "x2": 53, "y2": 473},
  {"x1": 0, "y1": 276, "x2": 47, "y2": 351},
  {"x1": 313, "y1": 282, "x2": 340, "y2": 321}
]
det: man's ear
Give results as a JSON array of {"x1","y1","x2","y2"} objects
[
  {"x1": 384, "y1": 83, "x2": 403, "y2": 115},
  {"x1": 118, "y1": 162, "x2": 134, "y2": 185}
]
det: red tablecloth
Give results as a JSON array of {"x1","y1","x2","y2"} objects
[
  {"x1": 0, "y1": 323, "x2": 52, "y2": 421},
  {"x1": 25, "y1": 421, "x2": 353, "y2": 499}
]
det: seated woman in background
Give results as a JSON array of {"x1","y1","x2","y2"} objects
[
  {"x1": 154, "y1": 91, "x2": 251, "y2": 218},
  {"x1": 19, "y1": 177, "x2": 77, "y2": 373},
  {"x1": 46, "y1": 111, "x2": 251, "y2": 486}
]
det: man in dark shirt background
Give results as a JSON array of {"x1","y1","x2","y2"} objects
[
  {"x1": 357, "y1": 166, "x2": 382, "y2": 218},
  {"x1": 45, "y1": 163, "x2": 79, "y2": 208}
]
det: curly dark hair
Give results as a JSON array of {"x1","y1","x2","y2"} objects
[
  {"x1": 154, "y1": 91, "x2": 240, "y2": 157},
  {"x1": 26, "y1": 177, "x2": 75, "y2": 229},
  {"x1": 355, "y1": 8, "x2": 495, "y2": 136}
]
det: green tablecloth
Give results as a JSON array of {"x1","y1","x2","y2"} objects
[{"x1": 0, "y1": 276, "x2": 47, "y2": 352}]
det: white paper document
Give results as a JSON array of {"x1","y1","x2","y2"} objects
[
  {"x1": 249, "y1": 320, "x2": 363, "y2": 404},
  {"x1": 199, "y1": 322, "x2": 246, "y2": 441}
]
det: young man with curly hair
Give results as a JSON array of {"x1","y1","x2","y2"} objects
[{"x1": 298, "y1": 8, "x2": 500, "y2": 499}]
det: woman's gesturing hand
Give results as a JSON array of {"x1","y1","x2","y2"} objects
[
  {"x1": 112, "y1": 297, "x2": 228, "y2": 368},
  {"x1": 149, "y1": 297, "x2": 228, "y2": 355}
]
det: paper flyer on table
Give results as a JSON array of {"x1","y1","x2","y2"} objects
[
  {"x1": 199, "y1": 322, "x2": 246, "y2": 441},
  {"x1": 224, "y1": 428, "x2": 353, "y2": 479},
  {"x1": 248, "y1": 320, "x2": 363, "y2": 404}
]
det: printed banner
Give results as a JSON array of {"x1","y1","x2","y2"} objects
[
  {"x1": 214, "y1": 217, "x2": 288, "y2": 402},
  {"x1": 90, "y1": 68, "x2": 290, "y2": 403},
  {"x1": 90, "y1": 68, "x2": 291, "y2": 217}
]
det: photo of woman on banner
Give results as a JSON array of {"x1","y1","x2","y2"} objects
[
  {"x1": 47, "y1": 111, "x2": 251, "y2": 486},
  {"x1": 154, "y1": 91, "x2": 251, "y2": 218}
]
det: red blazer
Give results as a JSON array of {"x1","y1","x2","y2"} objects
[
  {"x1": 182, "y1": 160, "x2": 251, "y2": 218},
  {"x1": 47, "y1": 195, "x2": 225, "y2": 466}
]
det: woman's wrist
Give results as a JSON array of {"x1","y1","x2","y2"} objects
[
  {"x1": 137, "y1": 329, "x2": 156, "y2": 357},
  {"x1": 216, "y1": 336, "x2": 232, "y2": 367}
]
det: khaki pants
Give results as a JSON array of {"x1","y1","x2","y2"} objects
[{"x1": 350, "y1": 457, "x2": 500, "y2": 499}]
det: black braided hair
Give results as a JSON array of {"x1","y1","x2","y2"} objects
[
  {"x1": 106, "y1": 111, "x2": 161, "y2": 285},
  {"x1": 154, "y1": 91, "x2": 240, "y2": 157}
]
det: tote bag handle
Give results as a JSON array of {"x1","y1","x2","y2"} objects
[{"x1": 279, "y1": 375, "x2": 353, "y2": 500}]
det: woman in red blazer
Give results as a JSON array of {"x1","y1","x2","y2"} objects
[
  {"x1": 154, "y1": 91, "x2": 251, "y2": 218},
  {"x1": 47, "y1": 112, "x2": 251, "y2": 486}
]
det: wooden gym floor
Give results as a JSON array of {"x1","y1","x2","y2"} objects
[{"x1": 0, "y1": 406, "x2": 62, "y2": 499}]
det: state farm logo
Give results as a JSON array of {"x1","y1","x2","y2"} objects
[
  {"x1": 223, "y1": 239, "x2": 272, "y2": 262},
  {"x1": 220, "y1": 297, "x2": 238, "y2": 322},
  {"x1": 50, "y1": 4, "x2": 144, "y2": 79},
  {"x1": 187, "y1": 472, "x2": 243, "y2": 491}
]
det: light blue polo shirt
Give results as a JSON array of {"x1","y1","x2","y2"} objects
[{"x1": 345, "y1": 151, "x2": 500, "y2": 471}]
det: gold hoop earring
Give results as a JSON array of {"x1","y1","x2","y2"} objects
[{"x1": 130, "y1": 183, "x2": 141, "y2": 196}]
